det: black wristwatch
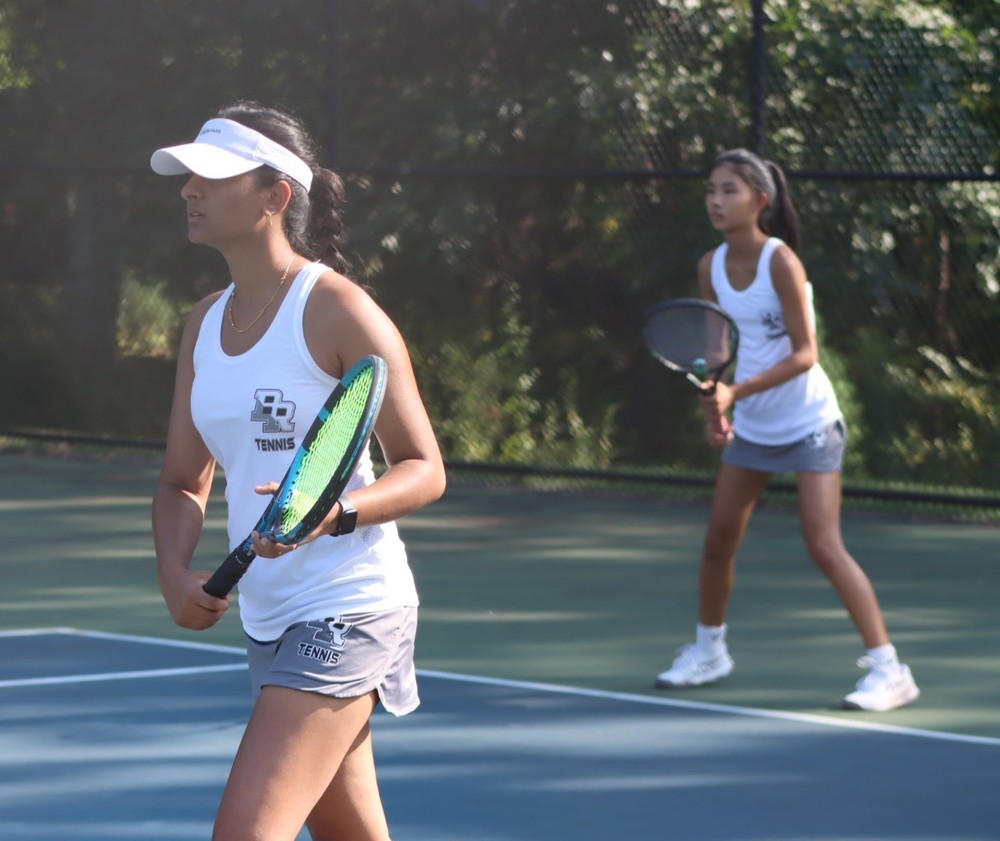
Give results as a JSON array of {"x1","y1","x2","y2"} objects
[{"x1": 334, "y1": 496, "x2": 358, "y2": 536}]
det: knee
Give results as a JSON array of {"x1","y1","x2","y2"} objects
[
  {"x1": 703, "y1": 530, "x2": 739, "y2": 567},
  {"x1": 804, "y1": 531, "x2": 849, "y2": 574}
]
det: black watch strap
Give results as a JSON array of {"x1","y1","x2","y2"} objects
[{"x1": 334, "y1": 496, "x2": 358, "y2": 536}]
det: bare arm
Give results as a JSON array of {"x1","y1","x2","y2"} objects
[
  {"x1": 697, "y1": 250, "x2": 718, "y2": 303},
  {"x1": 696, "y1": 250, "x2": 735, "y2": 446},
  {"x1": 266, "y1": 271, "x2": 446, "y2": 543},
  {"x1": 151, "y1": 294, "x2": 230, "y2": 629}
]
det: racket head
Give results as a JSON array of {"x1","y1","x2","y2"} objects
[
  {"x1": 261, "y1": 354, "x2": 388, "y2": 544},
  {"x1": 641, "y1": 298, "x2": 739, "y2": 381}
]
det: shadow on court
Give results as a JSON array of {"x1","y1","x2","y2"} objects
[{"x1": 0, "y1": 630, "x2": 996, "y2": 841}]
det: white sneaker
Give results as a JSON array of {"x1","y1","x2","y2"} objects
[
  {"x1": 655, "y1": 643, "x2": 734, "y2": 688},
  {"x1": 842, "y1": 657, "x2": 920, "y2": 711}
]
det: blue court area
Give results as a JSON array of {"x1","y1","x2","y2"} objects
[{"x1": 0, "y1": 628, "x2": 996, "y2": 840}]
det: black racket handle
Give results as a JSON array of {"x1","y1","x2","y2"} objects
[{"x1": 203, "y1": 544, "x2": 256, "y2": 598}]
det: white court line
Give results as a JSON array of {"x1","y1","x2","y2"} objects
[
  {"x1": 417, "y1": 668, "x2": 1000, "y2": 748},
  {"x1": 0, "y1": 627, "x2": 248, "y2": 689},
  {"x1": 4, "y1": 628, "x2": 998, "y2": 748},
  {"x1": 0, "y1": 663, "x2": 248, "y2": 689},
  {"x1": 0, "y1": 626, "x2": 247, "y2": 655}
]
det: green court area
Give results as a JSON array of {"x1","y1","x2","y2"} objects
[{"x1": 2, "y1": 451, "x2": 997, "y2": 740}]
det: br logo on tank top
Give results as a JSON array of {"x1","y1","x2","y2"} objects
[
  {"x1": 251, "y1": 388, "x2": 297, "y2": 450},
  {"x1": 760, "y1": 309, "x2": 787, "y2": 339}
]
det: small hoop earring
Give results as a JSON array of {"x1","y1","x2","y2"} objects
[{"x1": 266, "y1": 211, "x2": 273, "y2": 227}]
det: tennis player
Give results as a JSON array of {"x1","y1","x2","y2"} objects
[
  {"x1": 654, "y1": 148, "x2": 919, "y2": 712},
  {"x1": 150, "y1": 101, "x2": 445, "y2": 840}
]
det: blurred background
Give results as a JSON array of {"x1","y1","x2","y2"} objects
[{"x1": 0, "y1": 0, "x2": 997, "y2": 504}]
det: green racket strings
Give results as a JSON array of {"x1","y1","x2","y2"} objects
[{"x1": 279, "y1": 366, "x2": 375, "y2": 533}]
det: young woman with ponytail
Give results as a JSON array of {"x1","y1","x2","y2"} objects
[
  {"x1": 150, "y1": 101, "x2": 445, "y2": 839},
  {"x1": 653, "y1": 149, "x2": 919, "y2": 713}
]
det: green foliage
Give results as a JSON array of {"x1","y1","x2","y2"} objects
[
  {"x1": 414, "y1": 283, "x2": 618, "y2": 467},
  {"x1": 0, "y1": 19, "x2": 28, "y2": 90},
  {"x1": 116, "y1": 272, "x2": 185, "y2": 359},
  {"x1": 0, "y1": 0, "x2": 996, "y2": 495},
  {"x1": 883, "y1": 349, "x2": 1000, "y2": 485},
  {"x1": 813, "y1": 313, "x2": 866, "y2": 476},
  {"x1": 0, "y1": 277, "x2": 174, "y2": 436},
  {"x1": 850, "y1": 332, "x2": 1000, "y2": 484},
  {"x1": 0, "y1": 280, "x2": 78, "y2": 429}
]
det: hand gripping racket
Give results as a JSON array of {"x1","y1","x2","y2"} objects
[
  {"x1": 203, "y1": 355, "x2": 388, "y2": 598},
  {"x1": 641, "y1": 298, "x2": 739, "y2": 436}
]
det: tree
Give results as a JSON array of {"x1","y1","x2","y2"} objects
[{"x1": 0, "y1": 0, "x2": 996, "y2": 486}]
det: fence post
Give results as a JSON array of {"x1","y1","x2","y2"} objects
[
  {"x1": 750, "y1": 0, "x2": 767, "y2": 156},
  {"x1": 326, "y1": 0, "x2": 343, "y2": 169}
]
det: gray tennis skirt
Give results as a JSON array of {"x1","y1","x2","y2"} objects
[
  {"x1": 246, "y1": 606, "x2": 420, "y2": 716},
  {"x1": 722, "y1": 419, "x2": 846, "y2": 473}
]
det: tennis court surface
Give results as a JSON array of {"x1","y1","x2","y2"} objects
[
  {"x1": 0, "y1": 452, "x2": 997, "y2": 839},
  {"x1": 0, "y1": 628, "x2": 996, "y2": 840}
]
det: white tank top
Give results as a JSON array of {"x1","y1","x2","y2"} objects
[
  {"x1": 711, "y1": 238, "x2": 842, "y2": 445},
  {"x1": 191, "y1": 262, "x2": 418, "y2": 641}
]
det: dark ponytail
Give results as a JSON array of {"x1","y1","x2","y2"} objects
[
  {"x1": 216, "y1": 101, "x2": 350, "y2": 274},
  {"x1": 713, "y1": 149, "x2": 800, "y2": 252},
  {"x1": 305, "y1": 168, "x2": 349, "y2": 272},
  {"x1": 762, "y1": 161, "x2": 800, "y2": 252}
]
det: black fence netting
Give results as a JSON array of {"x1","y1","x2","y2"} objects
[{"x1": 0, "y1": 0, "x2": 997, "y2": 506}]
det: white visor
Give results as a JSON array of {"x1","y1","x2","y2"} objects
[{"x1": 150, "y1": 118, "x2": 313, "y2": 191}]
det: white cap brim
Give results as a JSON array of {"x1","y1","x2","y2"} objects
[
  {"x1": 150, "y1": 143, "x2": 263, "y2": 180},
  {"x1": 149, "y1": 118, "x2": 313, "y2": 191}
]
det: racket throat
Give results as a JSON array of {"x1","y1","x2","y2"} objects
[{"x1": 686, "y1": 372, "x2": 718, "y2": 394}]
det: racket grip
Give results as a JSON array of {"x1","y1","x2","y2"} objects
[
  {"x1": 203, "y1": 544, "x2": 256, "y2": 598},
  {"x1": 702, "y1": 381, "x2": 732, "y2": 439}
]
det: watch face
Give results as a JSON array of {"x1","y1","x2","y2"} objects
[{"x1": 337, "y1": 501, "x2": 358, "y2": 535}]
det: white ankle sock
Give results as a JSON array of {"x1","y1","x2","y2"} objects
[
  {"x1": 867, "y1": 643, "x2": 899, "y2": 668},
  {"x1": 697, "y1": 623, "x2": 727, "y2": 653}
]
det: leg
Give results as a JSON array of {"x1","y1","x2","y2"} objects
[
  {"x1": 306, "y1": 717, "x2": 391, "y2": 841},
  {"x1": 699, "y1": 462, "x2": 771, "y2": 625},
  {"x1": 655, "y1": 462, "x2": 769, "y2": 689},
  {"x1": 796, "y1": 471, "x2": 888, "y2": 648},
  {"x1": 213, "y1": 687, "x2": 387, "y2": 841}
]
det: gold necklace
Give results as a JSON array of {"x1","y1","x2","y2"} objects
[{"x1": 227, "y1": 256, "x2": 295, "y2": 334}]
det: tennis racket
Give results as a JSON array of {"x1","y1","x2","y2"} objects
[
  {"x1": 203, "y1": 354, "x2": 388, "y2": 598},
  {"x1": 641, "y1": 298, "x2": 739, "y2": 437}
]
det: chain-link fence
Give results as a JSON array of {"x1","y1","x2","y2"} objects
[{"x1": 1, "y1": 0, "x2": 997, "y2": 505}]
